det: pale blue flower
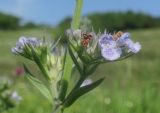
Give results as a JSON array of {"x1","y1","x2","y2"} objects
[
  {"x1": 12, "y1": 37, "x2": 26, "y2": 53},
  {"x1": 98, "y1": 34, "x2": 113, "y2": 48},
  {"x1": 128, "y1": 41, "x2": 141, "y2": 53},
  {"x1": 99, "y1": 33, "x2": 122, "y2": 61},
  {"x1": 12, "y1": 36, "x2": 40, "y2": 54},
  {"x1": 116, "y1": 33, "x2": 130, "y2": 46},
  {"x1": 101, "y1": 47, "x2": 122, "y2": 61},
  {"x1": 117, "y1": 33, "x2": 141, "y2": 53}
]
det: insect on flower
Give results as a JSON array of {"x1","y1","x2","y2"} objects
[
  {"x1": 81, "y1": 33, "x2": 93, "y2": 47},
  {"x1": 113, "y1": 31, "x2": 123, "y2": 40}
]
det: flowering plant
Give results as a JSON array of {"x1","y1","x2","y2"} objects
[{"x1": 12, "y1": 0, "x2": 141, "y2": 113}]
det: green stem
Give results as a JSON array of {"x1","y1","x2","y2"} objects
[
  {"x1": 62, "y1": 0, "x2": 84, "y2": 94},
  {"x1": 66, "y1": 0, "x2": 84, "y2": 96},
  {"x1": 63, "y1": 64, "x2": 86, "y2": 108},
  {"x1": 52, "y1": 105, "x2": 63, "y2": 113},
  {"x1": 72, "y1": 0, "x2": 83, "y2": 29},
  {"x1": 60, "y1": 0, "x2": 84, "y2": 111}
]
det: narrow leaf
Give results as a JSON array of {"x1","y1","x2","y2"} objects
[
  {"x1": 62, "y1": 49, "x2": 73, "y2": 90},
  {"x1": 58, "y1": 79, "x2": 68, "y2": 101},
  {"x1": 30, "y1": 47, "x2": 50, "y2": 80},
  {"x1": 68, "y1": 46, "x2": 82, "y2": 75},
  {"x1": 63, "y1": 77, "x2": 105, "y2": 107},
  {"x1": 86, "y1": 64, "x2": 100, "y2": 76},
  {"x1": 23, "y1": 64, "x2": 53, "y2": 104}
]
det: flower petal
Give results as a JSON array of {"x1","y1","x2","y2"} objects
[
  {"x1": 117, "y1": 33, "x2": 141, "y2": 53},
  {"x1": 99, "y1": 34, "x2": 116, "y2": 48},
  {"x1": 101, "y1": 48, "x2": 121, "y2": 61},
  {"x1": 129, "y1": 42, "x2": 141, "y2": 53}
]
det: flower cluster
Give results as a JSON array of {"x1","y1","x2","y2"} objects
[
  {"x1": 11, "y1": 36, "x2": 49, "y2": 64},
  {"x1": 67, "y1": 29, "x2": 141, "y2": 62},
  {"x1": 12, "y1": 36, "x2": 42, "y2": 55},
  {"x1": 66, "y1": 29, "x2": 99, "y2": 63},
  {"x1": 12, "y1": 36, "x2": 63, "y2": 82},
  {"x1": 99, "y1": 31, "x2": 141, "y2": 60}
]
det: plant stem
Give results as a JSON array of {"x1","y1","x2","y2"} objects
[
  {"x1": 72, "y1": 0, "x2": 83, "y2": 29},
  {"x1": 59, "y1": 0, "x2": 84, "y2": 111},
  {"x1": 62, "y1": 0, "x2": 83, "y2": 82},
  {"x1": 66, "y1": 0, "x2": 84, "y2": 93},
  {"x1": 69, "y1": 0, "x2": 84, "y2": 89}
]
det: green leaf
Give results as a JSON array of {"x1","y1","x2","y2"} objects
[
  {"x1": 30, "y1": 47, "x2": 50, "y2": 81},
  {"x1": 58, "y1": 79, "x2": 68, "y2": 101},
  {"x1": 62, "y1": 49, "x2": 73, "y2": 91},
  {"x1": 40, "y1": 46, "x2": 48, "y2": 64},
  {"x1": 86, "y1": 64, "x2": 100, "y2": 76},
  {"x1": 63, "y1": 77, "x2": 105, "y2": 107},
  {"x1": 23, "y1": 64, "x2": 53, "y2": 104},
  {"x1": 68, "y1": 46, "x2": 82, "y2": 75}
]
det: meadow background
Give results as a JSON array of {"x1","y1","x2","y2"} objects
[{"x1": 0, "y1": 0, "x2": 160, "y2": 113}]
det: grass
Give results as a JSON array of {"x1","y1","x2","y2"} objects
[{"x1": 0, "y1": 28, "x2": 160, "y2": 113}]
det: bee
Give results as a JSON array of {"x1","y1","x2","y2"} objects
[
  {"x1": 113, "y1": 31, "x2": 123, "y2": 40},
  {"x1": 81, "y1": 33, "x2": 93, "y2": 47}
]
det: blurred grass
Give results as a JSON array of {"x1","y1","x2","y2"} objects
[{"x1": 0, "y1": 28, "x2": 160, "y2": 113}]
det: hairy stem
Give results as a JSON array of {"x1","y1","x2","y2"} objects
[
  {"x1": 72, "y1": 0, "x2": 83, "y2": 29},
  {"x1": 60, "y1": 0, "x2": 84, "y2": 110}
]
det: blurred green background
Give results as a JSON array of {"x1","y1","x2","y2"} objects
[{"x1": 0, "y1": 0, "x2": 160, "y2": 113}]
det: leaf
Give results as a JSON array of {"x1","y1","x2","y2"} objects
[
  {"x1": 62, "y1": 49, "x2": 73, "y2": 93},
  {"x1": 68, "y1": 40, "x2": 84, "y2": 63},
  {"x1": 68, "y1": 46, "x2": 82, "y2": 75},
  {"x1": 63, "y1": 77, "x2": 105, "y2": 107},
  {"x1": 30, "y1": 47, "x2": 50, "y2": 80},
  {"x1": 40, "y1": 46, "x2": 48, "y2": 64},
  {"x1": 58, "y1": 79, "x2": 68, "y2": 101},
  {"x1": 23, "y1": 64, "x2": 53, "y2": 104},
  {"x1": 86, "y1": 64, "x2": 100, "y2": 76},
  {"x1": 62, "y1": 50, "x2": 73, "y2": 79}
]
